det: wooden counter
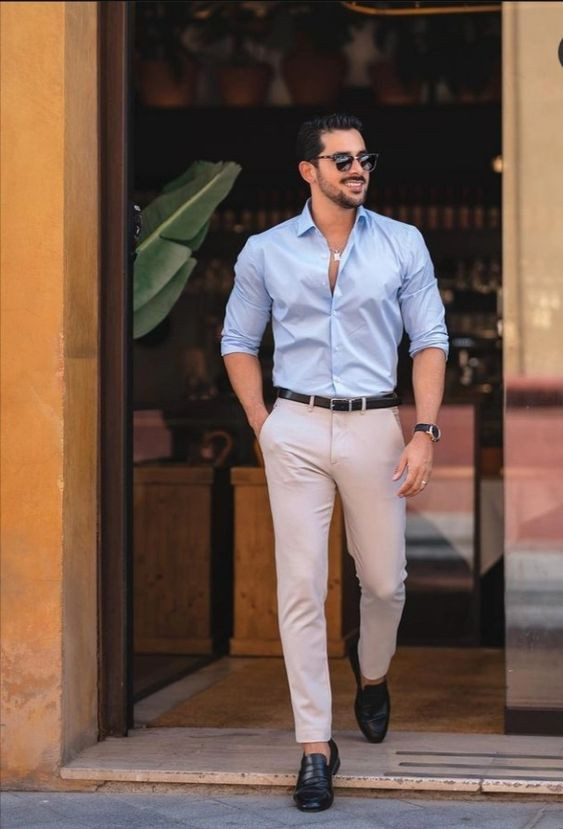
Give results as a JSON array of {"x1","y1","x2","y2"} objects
[{"x1": 133, "y1": 464, "x2": 232, "y2": 655}]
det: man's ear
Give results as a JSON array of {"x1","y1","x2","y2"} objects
[{"x1": 298, "y1": 160, "x2": 316, "y2": 185}]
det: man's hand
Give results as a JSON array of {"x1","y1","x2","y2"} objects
[
  {"x1": 222, "y1": 354, "x2": 269, "y2": 440},
  {"x1": 393, "y1": 432, "x2": 434, "y2": 497},
  {"x1": 248, "y1": 406, "x2": 270, "y2": 440}
]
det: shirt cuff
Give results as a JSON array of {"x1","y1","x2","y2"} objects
[
  {"x1": 220, "y1": 341, "x2": 260, "y2": 357},
  {"x1": 409, "y1": 340, "x2": 449, "y2": 360}
]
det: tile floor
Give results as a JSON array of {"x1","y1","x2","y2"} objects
[{"x1": 61, "y1": 726, "x2": 563, "y2": 796}]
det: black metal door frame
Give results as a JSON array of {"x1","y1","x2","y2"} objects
[{"x1": 98, "y1": 0, "x2": 134, "y2": 737}]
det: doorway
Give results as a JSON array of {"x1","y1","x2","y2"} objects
[
  {"x1": 125, "y1": 1, "x2": 505, "y2": 739},
  {"x1": 100, "y1": 0, "x2": 507, "y2": 739}
]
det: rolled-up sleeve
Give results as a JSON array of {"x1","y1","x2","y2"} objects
[
  {"x1": 220, "y1": 236, "x2": 272, "y2": 357},
  {"x1": 399, "y1": 227, "x2": 449, "y2": 360}
]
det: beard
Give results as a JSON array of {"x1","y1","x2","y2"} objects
[{"x1": 316, "y1": 167, "x2": 368, "y2": 209}]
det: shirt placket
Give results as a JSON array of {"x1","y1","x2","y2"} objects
[{"x1": 329, "y1": 227, "x2": 357, "y2": 397}]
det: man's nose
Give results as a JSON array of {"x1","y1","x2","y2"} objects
[{"x1": 349, "y1": 157, "x2": 366, "y2": 175}]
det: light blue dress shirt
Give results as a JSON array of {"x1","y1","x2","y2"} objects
[{"x1": 221, "y1": 199, "x2": 448, "y2": 398}]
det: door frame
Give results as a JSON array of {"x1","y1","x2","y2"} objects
[{"x1": 98, "y1": 0, "x2": 134, "y2": 737}]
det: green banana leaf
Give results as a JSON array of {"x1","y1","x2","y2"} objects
[
  {"x1": 134, "y1": 258, "x2": 197, "y2": 340},
  {"x1": 133, "y1": 160, "x2": 241, "y2": 339}
]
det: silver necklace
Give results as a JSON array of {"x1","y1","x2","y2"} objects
[{"x1": 329, "y1": 248, "x2": 342, "y2": 262}]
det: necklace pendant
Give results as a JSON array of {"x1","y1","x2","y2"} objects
[{"x1": 333, "y1": 251, "x2": 341, "y2": 262}]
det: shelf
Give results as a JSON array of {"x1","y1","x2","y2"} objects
[{"x1": 443, "y1": 292, "x2": 498, "y2": 311}]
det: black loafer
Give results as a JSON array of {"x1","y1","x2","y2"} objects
[
  {"x1": 293, "y1": 738, "x2": 340, "y2": 812},
  {"x1": 348, "y1": 639, "x2": 390, "y2": 743}
]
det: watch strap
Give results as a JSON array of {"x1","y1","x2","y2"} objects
[{"x1": 413, "y1": 423, "x2": 441, "y2": 442}]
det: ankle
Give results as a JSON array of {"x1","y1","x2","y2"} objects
[
  {"x1": 302, "y1": 741, "x2": 330, "y2": 761},
  {"x1": 361, "y1": 674, "x2": 386, "y2": 690}
]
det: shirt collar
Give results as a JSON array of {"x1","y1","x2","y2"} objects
[{"x1": 296, "y1": 198, "x2": 368, "y2": 237}]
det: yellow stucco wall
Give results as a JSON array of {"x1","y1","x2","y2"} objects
[{"x1": 1, "y1": 2, "x2": 99, "y2": 788}]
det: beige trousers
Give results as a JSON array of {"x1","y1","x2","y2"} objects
[{"x1": 258, "y1": 397, "x2": 407, "y2": 743}]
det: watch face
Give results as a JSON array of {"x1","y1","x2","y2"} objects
[{"x1": 430, "y1": 425, "x2": 441, "y2": 441}]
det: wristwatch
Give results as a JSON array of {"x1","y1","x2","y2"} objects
[{"x1": 413, "y1": 423, "x2": 442, "y2": 443}]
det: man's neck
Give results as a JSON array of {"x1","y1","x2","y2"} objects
[{"x1": 309, "y1": 196, "x2": 357, "y2": 239}]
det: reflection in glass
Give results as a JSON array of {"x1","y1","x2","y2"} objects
[
  {"x1": 505, "y1": 378, "x2": 563, "y2": 722},
  {"x1": 399, "y1": 404, "x2": 478, "y2": 643}
]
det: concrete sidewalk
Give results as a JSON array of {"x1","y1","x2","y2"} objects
[{"x1": 2, "y1": 791, "x2": 563, "y2": 829}]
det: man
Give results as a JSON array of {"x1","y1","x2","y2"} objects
[{"x1": 221, "y1": 113, "x2": 448, "y2": 812}]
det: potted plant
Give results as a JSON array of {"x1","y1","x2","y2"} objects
[
  {"x1": 369, "y1": 15, "x2": 428, "y2": 105},
  {"x1": 191, "y1": 1, "x2": 277, "y2": 106},
  {"x1": 134, "y1": 1, "x2": 200, "y2": 107},
  {"x1": 369, "y1": 10, "x2": 501, "y2": 106},
  {"x1": 437, "y1": 14, "x2": 501, "y2": 103},
  {"x1": 279, "y1": 1, "x2": 360, "y2": 105}
]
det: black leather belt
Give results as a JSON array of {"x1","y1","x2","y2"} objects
[{"x1": 276, "y1": 387, "x2": 400, "y2": 411}]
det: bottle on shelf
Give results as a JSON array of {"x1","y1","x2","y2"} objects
[
  {"x1": 282, "y1": 188, "x2": 295, "y2": 222},
  {"x1": 397, "y1": 186, "x2": 410, "y2": 224},
  {"x1": 473, "y1": 187, "x2": 485, "y2": 230},
  {"x1": 221, "y1": 206, "x2": 236, "y2": 232},
  {"x1": 458, "y1": 186, "x2": 471, "y2": 230},
  {"x1": 426, "y1": 187, "x2": 440, "y2": 231},
  {"x1": 454, "y1": 258, "x2": 467, "y2": 290},
  {"x1": 268, "y1": 189, "x2": 282, "y2": 227},
  {"x1": 487, "y1": 202, "x2": 500, "y2": 230},
  {"x1": 239, "y1": 207, "x2": 254, "y2": 233},
  {"x1": 442, "y1": 185, "x2": 456, "y2": 230},
  {"x1": 458, "y1": 349, "x2": 473, "y2": 386},
  {"x1": 469, "y1": 257, "x2": 487, "y2": 293},
  {"x1": 255, "y1": 192, "x2": 268, "y2": 231},
  {"x1": 489, "y1": 255, "x2": 502, "y2": 291},
  {"x1": 411, "y1": 186, "x2": 424, "y2": 229}
]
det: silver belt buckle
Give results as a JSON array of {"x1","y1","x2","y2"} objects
[{"x1": 330, "y1": 397, "x2": 354, "y2": 411}]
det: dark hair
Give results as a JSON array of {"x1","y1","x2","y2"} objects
[{"x1": 296, "y1": 113, "x2": 364, "y2": 162}]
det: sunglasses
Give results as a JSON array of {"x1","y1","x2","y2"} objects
[{"x1": 313, "y1": 152, "x2": 379, "y2": 173}]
